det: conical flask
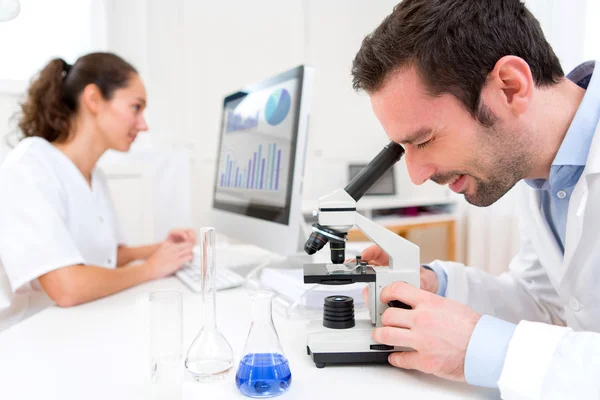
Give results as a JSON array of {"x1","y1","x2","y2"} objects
[
  {"x1": 235, "y1": 291, "x2": 292, "y2": 398},
  {"x1": 185, "y1": 227, "x2": 234, "y2": 381}
]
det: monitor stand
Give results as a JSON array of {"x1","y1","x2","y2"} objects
[{"x1": 242, "y1": 215, "x2": 315, "y2": 281}]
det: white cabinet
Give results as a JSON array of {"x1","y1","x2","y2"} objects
[
  {"x1": 98, "y1": 150, "x2": 192, "y2": 246},
  {"x1": 100, "y1": 162, "x2": 155, "y2": 246}
]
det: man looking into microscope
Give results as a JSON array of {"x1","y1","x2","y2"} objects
[{"x1": 353, "y1": 1, "x2": 600, "y2": 398}]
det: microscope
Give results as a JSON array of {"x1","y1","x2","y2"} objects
[{"x1": 303, "y1": 141, "x2": 420, "y2": 368}]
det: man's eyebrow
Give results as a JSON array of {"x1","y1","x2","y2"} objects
[
  {"x1": 136, "y1": 97, "x2": 147, "y2": 106},
  {"x1": 399, "y1": 128, "x2": 433, "y2": 145}
]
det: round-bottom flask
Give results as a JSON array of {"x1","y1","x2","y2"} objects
[
  {"x1": 185, "y1": 227, "x2": 234, "y2": 381},
  {"x1": 235, "y1": 291, "x2": 291, "y2": 398}
]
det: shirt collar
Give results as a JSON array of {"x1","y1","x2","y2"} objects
[
  {"x1": 525, "y1": 60, "x2": 600, "y2": 190},
  {"x1": 552, "y1": 60, "x2": 599, "y2": 166}
]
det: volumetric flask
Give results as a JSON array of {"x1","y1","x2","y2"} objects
[
  {"x1": 185, "y1": 227, "x2": 234, "y2": 381},
  {"x1": 235, "y1": 291, "x2": 291, "y2": 398}
]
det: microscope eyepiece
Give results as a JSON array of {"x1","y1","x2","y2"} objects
[{"x1": 344, "y1": 141, "x2": 404, "y2": 202}]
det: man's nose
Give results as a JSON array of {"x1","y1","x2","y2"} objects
[{"x1": 404, "y1": 148, "x2": 435, "y2": 185}]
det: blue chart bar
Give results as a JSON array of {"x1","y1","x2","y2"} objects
[
  {"x1": 266, "y1": 144, "x2": 271, "y2": 189},
  {"x1": 260, "y1": 159, "x2": 265, "y2": 189},
  {"x1": 247, "y1": 160, "x2": 251, "y2": 188},
  {"x1": 255, "y1": 145, "x2": 262, "y2": 189},
  {"x1": 220, "y1": 144, "x2": 282, "y2": 190},
  {"x1": 251, "y1": 152, "x2": 256, "y2": 188},
  {"x1": 275, "y1": 149, "x2": 281, "y2": 190},
  {"x1": 270, "y1": 144, "x2": 275, "y2": 190},
  {"x1": 225, "y1": 155, "x2": 230, "y2": 187}
]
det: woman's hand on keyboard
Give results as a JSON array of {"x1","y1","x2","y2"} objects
[
  {"x1": 147, "y1": 241, "x2": 194, "y2": 279},
  {"x1": 165, "y1": 228, "x2": 197, "y2": 245}
]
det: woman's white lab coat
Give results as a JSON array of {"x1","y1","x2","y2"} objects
[
  {"x1": 430, "y1": 122, "x2": 600, "y2": 399},
  {"x1": 0, "y1": 137, "x2": 126, "y2": 332}
]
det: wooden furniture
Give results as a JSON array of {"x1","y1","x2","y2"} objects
[
  {"x1": 346, "y1": 214, "x2": 457, "y2": 261},
  {"x1": 304, "y1": 198, "x2": 458, "y2": 262}
]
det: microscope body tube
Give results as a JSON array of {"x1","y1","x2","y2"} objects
[
  {"x1": 343, "y1": 141, "x2": 404, "y2": 202},
  {"x1": 304, "y1": 141, "x2": 405, "y2": 259}
]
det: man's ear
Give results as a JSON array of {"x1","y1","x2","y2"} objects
[
  {"x1": 79, "y1": 84, "x2": 103, "y2": 115},
  {"x1": 486, "y1": 55, "x2": 534, "y2": 116}
]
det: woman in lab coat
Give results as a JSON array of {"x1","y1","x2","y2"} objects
[{"x1": 0, "y1": 52, "x2": 195, "y2": 332}]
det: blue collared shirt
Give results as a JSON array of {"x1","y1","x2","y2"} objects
[{"x1": 427, "y1": 60, "x2": 600, "y2": 388}]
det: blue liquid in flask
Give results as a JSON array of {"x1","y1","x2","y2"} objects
[{"x1": 235, "y1": 353, "x2": 292, "y2": 398}]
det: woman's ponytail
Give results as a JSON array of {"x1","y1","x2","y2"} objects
[{"x1": 18, "y1": 58, "x2": 72, "y2": 142}]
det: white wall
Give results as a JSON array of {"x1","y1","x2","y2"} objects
[
  {"x1": 584, "y1": 0, "x2": 600, "y2": 61},
  {"x1": 526, "y1": 0, "x2": 587, "y2": 72},
  {"x1": 103, "y1": 0, "x2": 450, "y2": 232},
  {"x1": 0, "y1": 1, "x2": 596, "y2": 270},
  {"x1": 101, "y1": 0, "x2": 599, "y2": 269},
  {"x1": 0, "y1": 93, "x2": 20, "y2": 163},
  {"x1": 0, "y1": 0, "x2": 107, "y2": 162}
]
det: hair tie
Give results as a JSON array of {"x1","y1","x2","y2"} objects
[{"x1": 62, "y1": 60, "x2": 72, "y2": 79}]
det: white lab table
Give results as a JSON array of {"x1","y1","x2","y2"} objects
[{"x1": 0, "y1": 277, "x2": 500, "y2": 399}]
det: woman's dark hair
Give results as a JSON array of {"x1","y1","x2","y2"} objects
[
  {"x1": 351, "y1": 0, "x2": 564, "y2": 121},
  {"x1": 17, "y1": 52, "x2": 137, "y2": 143}
]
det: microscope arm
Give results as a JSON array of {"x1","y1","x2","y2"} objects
[
  {"x1": 354, "y1": 212, "x2": 420, "y2": 325},
  {"x1": 354, "y1": 213, "x2": 419, "y2": 273}
]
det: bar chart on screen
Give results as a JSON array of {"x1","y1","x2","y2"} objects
[{"x1": 219, "y1": 142, "x2": 285, "y2": 192}]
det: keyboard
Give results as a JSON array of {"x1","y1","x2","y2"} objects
[
  {"x1": 176, "y1": 263, "x2": 245, "y2": 292},
  {"x1": 175, "y1": 244, "x2": 274, "y2": 292}
]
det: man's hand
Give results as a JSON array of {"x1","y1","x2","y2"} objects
[
  {"x1": 360, "y1": 244, "x2": 389, "y2": 266},
  {"x1": 357, "y1": 245, "x2": 440, "y2": 305},
  {"x1": 373, "y1": 281, "x2": 481, "y2": 382},
  {"x1": 165, "y1": 228, "x2": 197, "y2": 245}
]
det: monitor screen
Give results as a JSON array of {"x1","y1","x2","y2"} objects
[
  {"x1": 348, "y1": 164, "x2": 396, "y2": 196},
  {"x1": 212, "y1": 67, "x2": 306, "y2": 225}
]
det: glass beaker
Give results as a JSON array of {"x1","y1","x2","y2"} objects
[
  {"x1": 235, "y1": 291, "x2": 292, "y2": 398},
  {"x1": 185, "y1": 227, "x2": 234, "y2": 381},
  {"x1": 149, "y1": 290, "x2": 183, "y2": 399}
]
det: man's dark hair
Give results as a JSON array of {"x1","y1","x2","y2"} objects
[{"x1": 351, "y1": 0, "x2": 564, "y2": 121}]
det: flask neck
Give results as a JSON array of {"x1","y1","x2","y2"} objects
[
  {"x1": 200, "y1": 229, "x2": 218, "y2": 330},
  {"x1": 242, "y1": 291, "x2": 285, "y2": 357},
  {"x1": 252, "y1": 293, "x2": 274, "y2": 323}
]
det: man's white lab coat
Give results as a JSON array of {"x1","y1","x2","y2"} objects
[{"x1": 431, "y1": 121, "x2": 600, "y2": 399}]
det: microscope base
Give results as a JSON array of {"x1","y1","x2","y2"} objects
[
  {"x1": 306, "y1": 319, "x2": 411, "y2": 368},
  {"x1": 307, "y1": 346, "x2": 392, "y2": 368}
]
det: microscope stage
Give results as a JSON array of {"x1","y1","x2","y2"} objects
[{"x1": 303, "y1": 263, "x2": 376, "y2": 285}]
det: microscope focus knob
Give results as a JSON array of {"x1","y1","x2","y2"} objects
[{"x1": 387, "y1": 300, "x2": 412, "y2": 310}]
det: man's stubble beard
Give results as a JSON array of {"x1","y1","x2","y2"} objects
[{"x1": 464, "y1": 122, "x2": 534, "y2": 207}]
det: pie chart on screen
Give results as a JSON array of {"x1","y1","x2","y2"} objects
[{"x1": 265, "y1": 88, "x2": 291, "y2": 125}]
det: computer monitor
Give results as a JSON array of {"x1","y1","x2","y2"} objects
[{"x1": 211, "y1": 65, "x2": 314, "y2": 256}]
